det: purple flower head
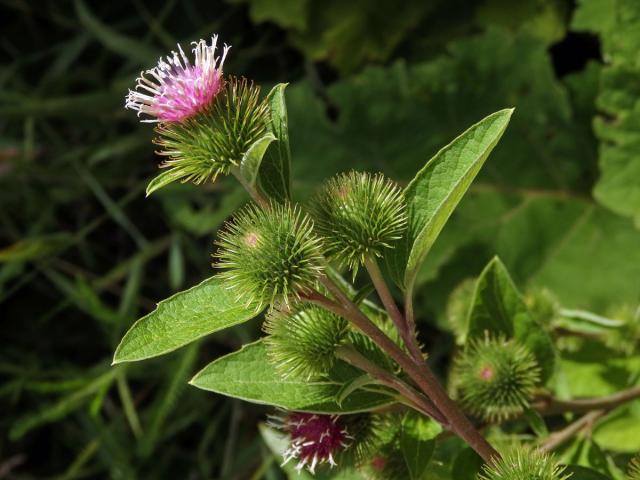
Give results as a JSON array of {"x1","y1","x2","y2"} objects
[
  {"x1": 125, "y1": 35, "x2": 229, "y2": 123},
  {"x1": 280, "y1": 413, "x2": 352, "y2": 474}
]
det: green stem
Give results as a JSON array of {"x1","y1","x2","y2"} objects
[
  {"x1": 365, "y1": 257, "x2": 424, "y2": 364},
  {"x1": 534, "y1": 385, "x2": 640, "y2": 416},
  {"x1": 539, "y1": 410, "x2": 605, "y2": 453},
  {"x1": 230, "y1": 167, "x2": 268, "y2": 208},
  {"x1": 334, "y1": 345, "x2": 448, "y2": 426},
  {"x1": 316, "y1": 277, "x2": 499, "y2": 464}
]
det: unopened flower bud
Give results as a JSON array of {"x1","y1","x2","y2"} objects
[
  {"x1": 214, "y1": 202, "x2": 323, "y2": 308},
  {"x1": 453, "y1": 334, "x2": 541, "y2": 421},
  {"x1": 310, "y1": 171, "x2": 407, "y2": 273},
  {"x1": 479, "y1": 447, "x2": 570, "y2": 480},
  {"x1": 264, "y1": 305, "x2": 348, "y2": 379}
]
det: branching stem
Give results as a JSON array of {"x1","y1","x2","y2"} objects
[
  {"x1": 335, "y1": 345, "x2": 448, "y2": 425},
  {"x1": 539, "y1": 410, "x2": 605, "y2": 452},
  {"x1": 316, "y1": 276, "x2": 500, "y2": 463},
  {"x1": 534, "y1": 386, "x2": 640, "y2": 416},
  {"x1": 364, "y1": 258, "x2": 424, "y2": 363}
]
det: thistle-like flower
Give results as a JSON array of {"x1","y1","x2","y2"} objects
[
  {"x1": 264, "y1": 304, "x2": 348, "y2": 379},
  {"x1": 214, "y1": 202, "x2": 324, "y2": 308},
  {"x1": 453, "y1": 334, "x2": 541, "y2": 421},
  {"x1": 275, "y1": 412, "x2": 352, "y2": 474},
  {"x1": 125, "y1": 36, "x2": 271, "y2": 193},
  {"x1": 310, "y1": 171, "x2": 407, "y2": 273},
  {"x1": 126, "y1": 36, "x2": 229, "y2": 123},
  {"x1": 478, "y1": 447, "x2": 570, "y2": 480}
]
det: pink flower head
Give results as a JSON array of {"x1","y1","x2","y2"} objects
[
  {"x1": 280, "y1": 413, "x2": 351, "y2": 474},
  {"x1": 125, "y1": 35, "x2": 230, "y2": 123}
]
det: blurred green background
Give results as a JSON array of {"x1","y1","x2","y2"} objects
[{"x1": 1, "y1": 0, "x2": 639, "y2": 478}]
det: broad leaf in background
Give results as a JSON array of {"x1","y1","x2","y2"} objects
[
  {"x1": 113, "y1": 276, "x2": 261, "y2": 363},
  {"x1": 573, "y1": 0, "x2": 640, "y2": 227},
  {"x1": 399, "y1": 411, "x2": 441, "y2": 480},
  {"x1": 190, "y1": 340, "x2": 394, "y2": 413},
  {"x1": 562, "y1": 466, "x2": 611, "y2": 480},
  {"x1": 241, "y1": 0, "x2": 435, "y2": 73},
  {"x1": 385, "y1": 108, "x2": 513, "y2": 291},
  {"x1": 451, "y1": 448, "x2": 484, "y2": 480},
  {"x1": 555, "y1": 339, "x2": 640, "y2": 398},
  {"x1": 466, "y1": 256, "x2": 555, "y2": 381},
  {"x1": 593, "y1": 403, "x2": 640, "y2": 453},
  {"x1": 256, "y1": 83, "x2": 292, "y2": 201},
  {"x1": 559, "y1": 437, "x2": 624, "y2": 479}
]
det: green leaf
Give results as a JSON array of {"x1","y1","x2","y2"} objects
[
  {"x1": 523, "y1": 407, "x2": 548, "y2": 437},
  {"x1": 113, "y1": 276, "x2": 260, "y2": 364},
  {"x1": 451, "y1": 448, "x2": 484, "y2": 480},
  {"x1": 387, "y1": 108, "x2": 513, "y2": 291},
  {"x1": 562, "y1": 465, "x2": 611, "y2": 480},
  {"x1": 399, "y1": 412, "x2": 441, "y2": 480},
  {"x1": 593, "y1": 404, "x2": 640, "y2": 453},
  {"x1": 145, "y1": 169, "x2": 187, "y2": 197},
  {"x1": 466, "y1": 256, "x2": 556, "y2": 381},
  {"x1": 239, "y1": 133, "x2": 277, "y2": 189},
  {"x1": 257, "y1": 83, "x2": 292, "y2": 202},
  {"x1": 190, "y1": 340, "x2": 394, "y2": 413},
  {"x1": 573, "y1": 0, "x2": 640, "y2": 226},
  {"x1": 335, "y1": 374, "x2": 376, "y2": 407}
]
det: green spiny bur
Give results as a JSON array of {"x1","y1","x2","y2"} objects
[
  {"x1": 154, "y1": 77, "x2": 270, "y2": 185},
  {"x1": 264, "y1": 304, "x2": 348, "y2": 379},
  {"x1": 310, "y1": 171, "x2": 407, "y2": 274},
  {"x1": 628, "y1": 454, "x2": 640, "y2": 480},
  {"x1": 525, "y1": 287, "x2": 560, "y2": 328},
  {"x1": 478, "y1": 447, "x2": 570, "y2": 480},
  {"x1": 339, "y1": 414, "x2": 387, "y2": 468},
  {"x1": 214, "y1": 202, "x2": 324, "y2": 308},
  {"x1": 454, "y1": 334, "x2": 541, "y2": 422}
]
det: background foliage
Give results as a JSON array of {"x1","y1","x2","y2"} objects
[{"x1": 1, "y1": 0, "x2": 639, "y2": 478}]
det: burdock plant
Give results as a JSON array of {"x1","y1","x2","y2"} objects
[{"x1": 112, "y1": 33, "x2": 629, "y2": 478}]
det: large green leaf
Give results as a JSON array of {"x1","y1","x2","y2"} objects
[
  {"x1": 190, "y1": 340, "x2": 394, "y2": 413},
  {"x1": 257, "y1": 83, "x2": 292, "y2": 202},
  {"x1": 593, "y1": 404, "x2": 640, "y2": 453},
  {"x1": 386, "y1": 108, "x2": 513, "y2": 290},
  {"x1": 466, "y1": 256, "x2": 555, "y2": 381},
  {"x1": 113, "y1": 276, "x2": 260, "y2": 364},
  {"x1": 573, "y1": 0, "x2": 640, "y2": 226},
  {"x1": 399, "y1": 412, "x2": 441, "y2": 480}
]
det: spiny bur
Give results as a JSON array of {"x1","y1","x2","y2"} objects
[
  {"x1": 478, "y1": 446, "x2": 571, "y2": 480},
  {"x1": 214, "y1": 202, "x2": 323, "y2": 308},
  {"x1": 310, "y1": 171, "x2": 407, "y2": 274},
  {"x1": 628, "y1": 454, "x2": 640, "y2": 480},
  {"x1": 453, "y1": 334, "x2": 541, "y2": 421},
  {"x1": 264, "y1": 304, "x2": 348, "y2": 379}
]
